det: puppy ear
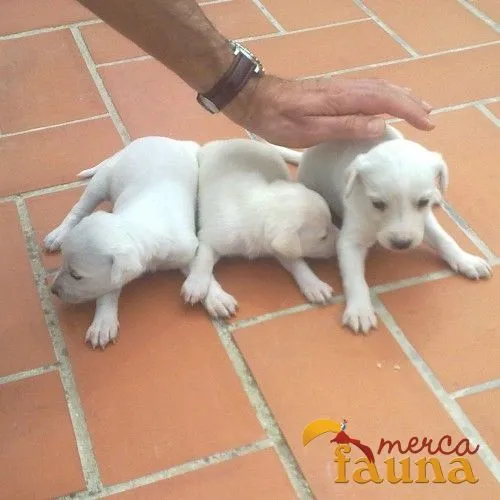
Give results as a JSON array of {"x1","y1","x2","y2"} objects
[
  {"x1": 271, "y1": 231, "x2": 302, "y2": 260},
  {"x1": 110, "y1": 252, "x2": 142, "y2": 286},
  {"x1": 344, "y1": 154, "x2": 367, "y2": 199},
  {"x1": 432, "y1": 152, "x2": 449, "y2": 194}
]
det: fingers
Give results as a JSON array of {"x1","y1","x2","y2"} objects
[
  {"x1": 314, "y1": 77, "x2": 435, "y2": 131},
  {"x1": 284, "y1": 115, "x2": 387, "y2": 148}
]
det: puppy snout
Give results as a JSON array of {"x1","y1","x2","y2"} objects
[
  {"x1": 50, "y1": 283, "x2": 61, "y2": 297},
  {"x1": 390, "y1": 237, "x2": 413, "y2": 250}
]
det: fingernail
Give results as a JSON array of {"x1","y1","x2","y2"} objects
[
  {"x1": 367, "y1": 118, "x2": 385, "y2": 136},
  {"x1": 423, "y1": 100, "x2": 433, "y2": 111}
]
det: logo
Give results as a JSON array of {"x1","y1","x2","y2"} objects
[{"x1": 303, "y1": 418, "x2": 480, "y2": 485}]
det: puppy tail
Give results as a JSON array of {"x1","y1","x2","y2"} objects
[
  {"x1": 271, "y1": 145, "x2": 303, "y2": 165},
  {"x1": 76, "y1": 151, "x2": 121, "y2": 179},
  {"x1": 251, "y1": 135, "x2": 303, "y2": 165},
  {"x1": 76, "y1": 166, "x2": 100, "y2": 179}
]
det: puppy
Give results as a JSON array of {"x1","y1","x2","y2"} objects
[
  {"x1": 274, "y1": 126, "x2": 492, "y2": 333},
  {"x1": 181, "y1": 138, "x2": 338, "y2": 316},
  {"x1": 45, "y1": 136, "x2": 227, "y2": 348}
]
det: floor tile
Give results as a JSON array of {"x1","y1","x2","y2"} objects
[
  {"x1": 80, "y1": 23, "x2": 146, "y2": 66},
  {"x1": 203, "y1": 0, "x2": 276, "y2": 40},
  {"x1": 395, "y1": 107, "x2": 500, "y2": 254},
  {"x1": 459, "y1": 388, "x2": 500, "y2": 458},
  {"x1": 347, "y1": 44, "x2": 499, "y2": 111},
  {"x1": 99, "y1": 59, "x2": 246, "y2": 142},
  {"x1": 234, "y1": 307, "x2": 497, "y2": 498},
  {"x1": 0, "y1": 203, "x2": 54, "y2": 377},
  {"x1": 379, "y1": 275, "x2": 500, "y2": 392},
  {"x1": 0, "y1": 0, "x2": 95, "y2": 36},
  {"x1": 485, "y1": 101, "x2": 500, "y2": 119},
  {"x1": 472, "y1": 0, "x2": 500, "y2": 23},
  {"x1": 260, "y1": 0, "x2": 365, "y2": 31},
  {"x1": 0, "y1": 30, "x2": 106, "y2": 134},
  {"x1": 54, "y1": 272, "x2": 263, "y2": 485},
  {"x1": 245, "y1": 21, "x2": 408, "y2": 78},
  {"x1": 0, "y1": 372, "x2": 85, "y2": 498},
  {"x1": 0, "y1": 118, "x2": 122, "y2": 197},
  {"x1": 81, "y1": 0, "x2": 275, "y2": 66},
  {"x1": 363, "y1": 0, "x2": 498, "y2": 54},
  {"x1": 114, "y1": 449, "x2": 295, "y2": 499}
]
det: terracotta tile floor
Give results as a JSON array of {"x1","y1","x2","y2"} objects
[{"x1": 0, "y1": 0, "x2": 498, "y2": 498}]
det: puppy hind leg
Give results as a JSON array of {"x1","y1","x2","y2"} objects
[
  {"x1": 424, "y1": 212, "x2": 492, "y2": 279},
  {"x1": 278, "y1": 257, "x2": 333, "y2": 304},
  {"x1": 181, "y1": 242, "x2": 219, "y2": 305},
  {"x1": 44, "y1": 173, "x2": 110, "y2": 252},
  {"x1": 85, "y1": 288, "x2": 121, "y2": 350}
]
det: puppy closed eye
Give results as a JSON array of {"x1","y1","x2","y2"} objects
[
  {"x1": 417, "y1": 198, "x2": 430, "y2": 209},
  {"x1": 69, "y1": 270, "x2": 83, "y2": 280},
  {"x1": 320, "y1": 234, "x2": 328, "y2": 241},
  {"x1": 371, "y1": 200, "x2": 387, "y2": 211}
]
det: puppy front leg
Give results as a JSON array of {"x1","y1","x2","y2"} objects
[
  {"x1": 337, "y1": 234, "x2": 377, "y2": 334},
  {"x1": 277, "y1": 257, "x2": 333, "y2": 304},
  {"x1": 181, "y1": 242, "x2": 219, "y2": 304},
  {"x1": 424, "y1": 212, "x2": 492, "y2": 279},
  {"x1": 44, "y1": 177, "x2": 108, "y2": 252},
  {"x1": 86, "y1": 289, "x2": 121, "y2": 349},
  {"x1": 180, "y1": 265, "x2": 238, "y2": 318}
]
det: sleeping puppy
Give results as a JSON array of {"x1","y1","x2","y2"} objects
[
  {"x1": 45, "y1": 136, "x2": 228, "y2": 348},
  {"x1": 181, "y1": 138, "x2": 338, "y2": 316},
  {"x1": 273, "y1": 125, "x2": 492, "y2": 334}
]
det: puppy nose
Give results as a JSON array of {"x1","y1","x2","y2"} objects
[
  {"x1": 50, "y1": 283, "x2": 61, "y2": 297},
  {"x1": 390, "y1": 238, "x2": 413, "y2": 250}
]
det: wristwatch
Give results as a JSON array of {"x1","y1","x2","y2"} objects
[{"x1": 197, "y1": 40, "x2": 264, "y2": 114}]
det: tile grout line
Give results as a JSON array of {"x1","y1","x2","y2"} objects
[
  {"x1": 455, "y1": 0, "x2": 500, "y2": 32},
  {"x1": 15, "y1": 197, "x2": 103, "y2": 493},
  {"x1": 0, "y1": 180, "x2": 88, "y2": 205},
  {"x1": 0, "y1": 114, "x2": 109, "y2": 139},
  {"x1": 212, "y1": 319, "x2": 314, "y2": 499},
  {"x1": 0, "y1": 362, "x2": 59, "y2": 385},
  {"x1": 64, "y1": 439, "x2": 272, "y2": 499},
  {"x1": 450, "y1": 379, "x2": 500, "y2": 400},
  {"x1": 386, "y1": 96, "x2": 500, "y2": 124},
  {"x1": 0, "y1": 95, "x2": 496, "y2": 150},
  {"x1": 94, "y1": 18, "x2": 372, "y2": 69},
  {"x1": 476, "y1": 103, "x2": 500, "y2": 127},
  {"x1": 237, "y1": 17, "x2": 371, "y2": 42},
  {"x1": 441, "y1": 202, "x2": 497, "y2": 262},
  {"x1": 351, "y1": 0, "x2": 419, "y2": 57},
  {"x1": 301, "y1": 39, "x2": 500, "y2": 79},
  {"x1": 250, "y1": 0, "x2": 286, "y2": 33},
  {"x1": 70, "y1": 27, "x2": 131, "y2": 145},
  {"x1": 0, "y1": 18, "x2": 102, "y2": 40},
  {"x1": 372, "y1": 294, "x2": 500, "y2": 481}
]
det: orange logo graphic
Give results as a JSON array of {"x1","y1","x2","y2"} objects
[{"x1": 303, "y1": 417, "x2": 480, "y2": 485}]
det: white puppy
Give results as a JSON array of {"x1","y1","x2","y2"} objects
[
  {"x1": 45, "y1": 136, "x2": 226, "y2": 348},
  {"x1": 181, "y1": 138, "x2": 338, "y2": 316},
  {"x1": 274, "y1": 126, "x2": 492, "y2": 333}
]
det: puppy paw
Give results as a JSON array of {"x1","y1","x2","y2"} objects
[
  {"x1": 204, "y1": 288, "x2": 238, "y2": 318},
  {"x1": 85, "y1": 316, "x2": 119, "y2": 349},
  {"x1": 43, "y1": 225, "x2": 68, "y2": 252},
  {"x1": 301, "y1": 279, "x2": 334, "y2": 305},
  {"x1": 181, "y1": 275, "x2": 211, "y2": 305},
  {"x1": 342, "y1": 301, "x2": 377, "y2": 334},
  {"x1": 449, "y1": 252, "x2": 492, "y2": 280}
]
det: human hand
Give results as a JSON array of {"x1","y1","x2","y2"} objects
[{"x1": 224, "y1": 74, "x2": 434, "y2": 148}]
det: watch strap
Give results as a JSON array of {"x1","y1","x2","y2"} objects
[{"x1": 197, "y1": 50, "x2": 259, "y2": 113}]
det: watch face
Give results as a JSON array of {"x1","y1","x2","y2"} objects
[{"x1": 197, "y1": 94, "x2": 219, "y2": 114}]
